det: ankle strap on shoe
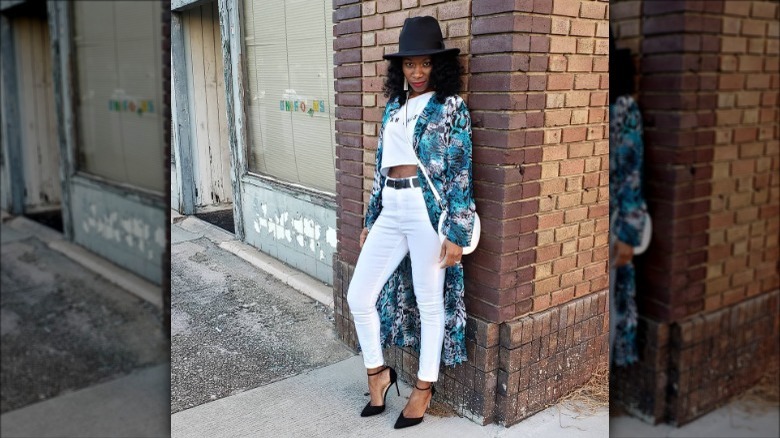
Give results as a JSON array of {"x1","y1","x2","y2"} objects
[
  {"x1": 414, "y1": 382, "x2": 433, "y2": 391},
  {"x1": 367, "y1": 366, "x2": 388, "y2": 376}
]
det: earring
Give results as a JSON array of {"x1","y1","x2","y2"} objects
[{"x1": 403, "y1": 78, "x2": 408, "y2": 91}]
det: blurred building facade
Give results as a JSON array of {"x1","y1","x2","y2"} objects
[
  {"x1": 171, "y1": 0, "x2": 338, "y2": 284},
  {"x1": 611, "y1": 0, "x2": 779, "y2": 426},
  {"x1": 332, "y1": 0, "x2": 611, "y2": 426},
  {"x1": 0, "y1": 0, "x2": 168, "y2": 291}
]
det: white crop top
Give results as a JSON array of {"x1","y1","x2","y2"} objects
[{"x1": 380, "y1": 91, "x2": 434, "y2": 177}]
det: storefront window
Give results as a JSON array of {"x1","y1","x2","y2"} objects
[
  {"x1": 72, "y1": 1, "x2": 164, "y2": 193},
  {"x1": 242, "y1": 0, "x2": 336, "y2": 194}
]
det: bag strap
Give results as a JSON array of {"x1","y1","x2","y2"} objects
[
  {"x1": 414, "y1": 156, "x2": 442, "y2": 204},
  {"x1": 405, "y1": 92, "x2": 443, "y2": 207}
]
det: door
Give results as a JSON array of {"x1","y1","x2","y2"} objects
[{"x1": 182, "y1": 1, "x2": 232, "y2": 209}]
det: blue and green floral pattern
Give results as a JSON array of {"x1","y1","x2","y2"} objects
[
  {"x1": 609, "y1": 95, "x2": 647, "y2": 367},
  {"x1": 363, "y1": 94, "x2": 476, "y2": 366}
]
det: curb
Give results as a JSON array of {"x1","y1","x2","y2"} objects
[
  {"x1": 6, "y1": 216, "x2": 162, "y2": 308},
  {"x1": 173, "y1": 213, "x2": 334, "y2": 309}
]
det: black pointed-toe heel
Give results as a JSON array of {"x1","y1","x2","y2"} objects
[
  {"x1": 394, "y1": 382, "x2": 436, "y2": 429},
  {"x1": 360, "y1": 366, "x2": 399, "y2": 417}
]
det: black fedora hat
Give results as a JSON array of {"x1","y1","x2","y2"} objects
[{"x1": 383, "y1": 16, "x2": 459, "y2": 59}]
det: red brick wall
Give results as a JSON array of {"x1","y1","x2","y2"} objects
[
  {"x1": 610, "y1": 0, "x2": 780, "y2": 425},
  {"x1": 667, "y1": 290, "x2": 779, "y2": 424},
  {"x1": 614, "y1": 0, "x2": 779, "y2": 322},
  {"x1": 706, "y1": 0, "x2": 779, "y2": 312},
  {"x1": 333, "y1": 0, "x2": 364, "y2": 269},
  {"x1": 630, "y1": 0, "x2": 719, "y2": 321},
  {"x1": 497, "y1": 289, "x2": 608, "y2": 424},
  {"x1": 526, "y1": 0, "x2": 610, "y2": 318}
]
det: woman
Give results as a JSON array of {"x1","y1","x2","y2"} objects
[
  {"x1": 609, "y1": 35, "x2": 648, "y2": 368},
  {"x1": 346, "y1": 16, "x2": 477, "y2": 429}
]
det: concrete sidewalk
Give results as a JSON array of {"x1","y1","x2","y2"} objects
[
  {"x1": 1, "y1": 363, "x2": 170, "y2": 438},
  {"x1": 610, "y1": 394, "x2": 779, "y2": 438},
  {"x1": 612, "y1": 409, "x2": 779, "y2": 438},
  {"x1": 171, "y1": 355, "x2": 606, "y2": 438}
]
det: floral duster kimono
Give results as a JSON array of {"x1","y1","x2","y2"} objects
[
  {"x1": 609, "y1": 95, "x2": 648, "y2": 367},
  {"x1": 363, "y1": 93, "x2": 477, "y2": 366}
]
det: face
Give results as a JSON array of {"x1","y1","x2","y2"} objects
[{"x1": 402, "y1": 56, "x2": 433, "y2": 94}]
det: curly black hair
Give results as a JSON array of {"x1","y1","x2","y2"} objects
[
  {"x1": 383, "y1": 53, "x2": 464, "y2": 105},
  {"x1": 609, "y1": 30, "x2": 635, "y2": 103}
]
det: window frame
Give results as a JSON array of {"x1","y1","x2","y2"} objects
[{"x1": 236, "y1": 0, "x2": 337, "y2": 198}]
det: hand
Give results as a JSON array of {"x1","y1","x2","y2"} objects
[
  {"x1": 612, "y1": 241, "x2": 634, "y2": 267},
  {"x1": 439, "y1": 239, "x2": 463, "y2": 269},
  {"x1": 359, "y1": 227, "x2": 369, "y2": 249}
]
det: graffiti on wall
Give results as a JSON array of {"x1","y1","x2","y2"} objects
[
  {"x1": 279, "y1": 90, "x2": 327, "y2": 117},
  {"x1": 108, "y1": 97, "x2": 156, "y2": 116},
  {"x1": 80, "y1": 204, "x2": 166, "y2": 261},
  {"x1": 251, "y1": 202, "x2": 337, "y2": 261},
  {"x1": 107, "y1": 89, "x2": 156, "y2": 116}
]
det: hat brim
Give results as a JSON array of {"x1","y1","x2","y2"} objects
[{"x1": 383, "y1": 47, "x2": 460, "y2": 60}]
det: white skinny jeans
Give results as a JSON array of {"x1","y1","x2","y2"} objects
[{"x1": 347, "y1": 179, "x2": 446, "y2": 382}]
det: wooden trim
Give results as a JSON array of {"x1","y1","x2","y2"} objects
[
  {"x1": 46, "y1": 0, "x2": 75, "y2": 238},
  {"x1": 0, "y1": 14, "x2": 25, "y2": 214},
  {"x1": 14, "y1": 13, "x2": 61, "y2": 210},
  {"x1": 218, "y1": 0, "x2": 245, "y2": 239},
  {"x1": 171, "y1": 11, "x2": 196, "y2": 214}
]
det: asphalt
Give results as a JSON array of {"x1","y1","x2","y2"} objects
[
  {"x1": 170, "y1": 216, "x2": 353, "y2": 413},
  {"x1": 0, "y1": 213, "x2": 169, "y2": 437}
]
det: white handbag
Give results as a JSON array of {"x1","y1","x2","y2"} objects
[
  {"x1": 414, "y1": 156, "x2": 481, "y2": 255},
  {"x1": 633, "y1": 206, "x2": 652, "y2": 255}
]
